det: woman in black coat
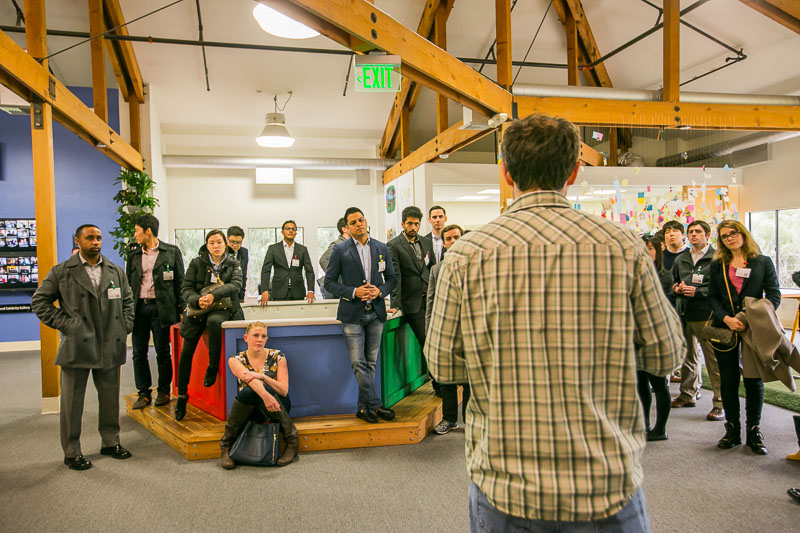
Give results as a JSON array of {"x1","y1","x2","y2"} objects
[
  {"x1": 636, "y1": 235, "x2": 674, "y2": 441},
  {"x1": 175, "y1": 230, "x2": 243, "y2": 420},
  {"x1": 708, "y1": 220, "x2": 780, "y2": 454}
]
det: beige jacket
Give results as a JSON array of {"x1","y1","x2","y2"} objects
[{"x1": 736, "y1": 296, "x2": 800, "y2": 391}]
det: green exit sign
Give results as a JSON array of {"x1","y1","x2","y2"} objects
[{"x1": 355, "y1": 55, "x2": 401, "y2": 92}]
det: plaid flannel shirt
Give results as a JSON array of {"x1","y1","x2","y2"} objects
[{"x1": 425, "y1": 191, "x2": 684, "y2": 522}]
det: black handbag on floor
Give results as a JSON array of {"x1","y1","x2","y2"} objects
[{"x1": 229, "y1": 421, "x2": 279, "y2": 466}]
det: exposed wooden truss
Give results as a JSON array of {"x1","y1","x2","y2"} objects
[
  {"x1": 102, "y1": 0, "x2": 144, "y2": 103},
  {"x1": 514, "y1": 96, "x2": 800, "y2": 131},
  {"x1": 380, "y1": 0, "x2": 455, "y2": 158},
  {"x1": 738, "y1": 0, "x2": 800, "y2": 34},
  {"x1": 0, "y1": 30, "x2": 143, "y2": 169}
]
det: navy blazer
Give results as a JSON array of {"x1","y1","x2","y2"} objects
[
  {"x1": 708, "y1": 254, "x2": 781, "y2": 326},
  {"x1": 324, "y1": 237, "x2": 397, "y2": 324}
]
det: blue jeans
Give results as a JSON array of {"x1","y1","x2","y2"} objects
[
  {"x1": 342, "y1": 310, "x2": 384, "y2": 411},
  {"x1": 469, "y1": 483, "x2": 650, "y2": 533}
]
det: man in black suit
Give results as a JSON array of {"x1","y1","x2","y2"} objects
[
  {"x1": 325, "y1": 207, "x2": 397, "y2": 423},
  {"x1": 227, "y1": 226, "x2": 248, "y2": 302},
  {"x1": 388, "y1": 206, "x2": 434, "y2": 347},
  {"x1": 259, "y1": 220, "x2": 316, "y2": 306},
  {"x1": 425, "y1": 205, "x2": 447, "y2": 264},
  {"x1": 127, "y1": 214, "x2": 184, "y2": 410}
]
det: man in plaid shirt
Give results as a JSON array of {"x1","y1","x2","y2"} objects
[{"x1": 425, "y1": 114, "x2": 684, "y2": 532}]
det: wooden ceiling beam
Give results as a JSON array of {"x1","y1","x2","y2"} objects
[
  {"x1": 274, "y1": 0, "x2": 508, "y2": 115},
  {"x1": 383, "y1": 121, "x2": 495, "y2": 183},
  {"x1": 434, "y1": 3, "x2": 448, "y2": 134},
  {"x1": 0, "y1": 30, "x2": 143, "y2": 169},
  {"x1": 514, "y1": 95, "x2": 800, "y2": 131},
  {"x1": 663, "y1": 0, "x2": 680, "y2": 102},
  {"x1": 379, "y1": 0, "x2": 454, "y2": 158},
  {"x1": 738, "y1": 0, "x2": 800, "y2": 34},
  {"x1": 102, "y1": 0, "x2": 144, "y2": 102},
  {"x1": 89, "y1": 0, "x2": 107, "y2": 122}
]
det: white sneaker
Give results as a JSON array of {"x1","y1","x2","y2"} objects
[{"x1": 434, "y1": 420, "x2": 458, "y2": 435}]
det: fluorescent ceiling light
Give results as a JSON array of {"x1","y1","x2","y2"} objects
[
  {"x1": 253, "y1": 3, "x2": 320, "y2": 39},
  {"x1": 256, "y1": 167, "x2": 294, "y2": 184},
  {"x1": 256, "y1": 112, "x2": 295, "y2": 148},
  {"x1": 457, "y1": 195, "x2": 490, "y2": 201},
  {"x1": 478, "y1": 188, "x2": 500, "y2": 194}
]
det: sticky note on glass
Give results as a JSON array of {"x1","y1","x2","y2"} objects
[
  {"x1": 592, "y1": 131, "x2": 603, "y2": 141},
  {"x1": 638, "y1": 197, "x2": 644, "y2": 204},
  {"x1": 646, "y1": 205, "x2": 653, "y2": 211},
  {"x1": 687, "y1": 204, "x2": 695, "y2": 211},
  {"x1": 687, "y1": 216, "x2": 695, "y2": 223},
  {"x1": 621, "y1": 179, "x2": 629, "y2": 186},
  {"x1": 638, "y1": 192, "x2": 645, "y2": 198}
]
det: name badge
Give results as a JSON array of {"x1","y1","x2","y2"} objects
[
  {"x1": 163, "y1": 271, "x2": 174, "y2": 281},
  {"x1": 736, "y1": 268, "x2": 751, "y2": 278},
  {"x1": 291, "y1": 259, "x2": 300, "y2": 267},
  {"x1": 210, "y1": 272, "x2": 218, "y2": 283},
  {"x1": 424, "y1": 254, "x2": 430, "y2": 266},
  {"x1": 107, "y1": 287, "x2": 122, "y2": 299},
  {"x1": 692, "y1": 274, "x2": 704, "y2": 284},
  {"x1": 378, "y1": 261, "x2": 386, "y2": 272}
]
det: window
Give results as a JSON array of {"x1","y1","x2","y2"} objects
[
  {"x1": 247, "y1": 226, "x2": 304, "y2": 297},
  {"x1": 316, "y1": 226, "x2": 339, "y2": 268},
  {"x1": 174, "y1": 228, "x2": 212, "y2": 265},
  {"x1": 747, "y1": 208, "x2": 800, "y2": 288}
]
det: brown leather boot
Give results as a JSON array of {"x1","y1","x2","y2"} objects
[
  {"x1": 275, "y1": 408, "x2": 299, "y2": 466},
  {"x1": 220, "y1": 399, "x2": 255, "y2": 470}
]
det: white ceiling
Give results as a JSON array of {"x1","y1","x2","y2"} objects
[{"x1": 1, "y1": 0, "x2": 799, "y2": 157}]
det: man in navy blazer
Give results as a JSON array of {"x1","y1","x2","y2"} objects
[{"x1": 325, "y1": 207, "x2": 398, "y2": 423}]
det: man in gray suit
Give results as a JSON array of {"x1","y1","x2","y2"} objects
[
  {"x1": 259, "y1": 220, "x2": 316, "y2": 306},
  {"x1": 317, "y1": 217, "x2": 349, "y2": 299},
  {"x1": 31, "y1": 224, "x2": 135, "y2": 470}
]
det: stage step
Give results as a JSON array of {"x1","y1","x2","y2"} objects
[{"x1": 125, "y1": 382, "x2": 447, "y2": 460}]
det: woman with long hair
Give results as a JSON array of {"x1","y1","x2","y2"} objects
[
  {"x1": 636, "y1": 234, "x2": 674, "y2": 441},
  {"x1": 708, "y1": 220, "x2": 780, "y2": 454},
  {"x1": 175, "y1": 230, "x2": 243, "y2": 421}
]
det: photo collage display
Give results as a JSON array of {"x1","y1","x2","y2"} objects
[{"x1": 0, "y1": 219, "x2": 37, "y2": 251}]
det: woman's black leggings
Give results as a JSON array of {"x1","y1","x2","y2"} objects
[
  {"x1": 236, "y1": 385, "x2": 292, "y2": 419},
  {"x1": 177, "y1": 310, "x2": 228, "y2": 395},
  {"x1": 636, "y1": 370, "x2": 670, "y2": 433},
  {"x1": 716, "y1": 343, "x2": 764, "y2": 428}
]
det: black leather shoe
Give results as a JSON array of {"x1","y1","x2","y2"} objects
[
  {"x1": 374, "y1": 407, "x2": 396, "y2": 421},
  {"x1": 175, "y1": 394, "x2": 188, "y2": 421},
  {"x1": 788, "y1": 488, "x2": 800, "y2": 504},
  {"x1": 100, "y1": 444, "x2": 132, "y2": 459},
  {"x1": 746, "y1": 425, "x2": 768, "y2": 455},
  {"x1": 356, "y1": 409, "x2": 378, "y2": 423},
  {"x1": 64, "y1": 455, "x2": 92, "y2": 470},
  {"x1": 203, "y1": 367, "x2": 218, "y2": 387},
  {"x1": 132, "y1": 392, "x2": 151, "y2": 410},
  {"x1": 717, "y1": 422, "x2": 742, "y2": 449},
  {"x1": 646, "y1": 430, "x2": 668, "y2": 441}
]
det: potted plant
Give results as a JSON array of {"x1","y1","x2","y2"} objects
[{"x1": 110, "y1": 168, "x2": 159, "y2": 256}]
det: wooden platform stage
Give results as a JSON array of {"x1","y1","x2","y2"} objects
[{"x1": 125, "y1": 382, "x2": 447, "y2": 461}]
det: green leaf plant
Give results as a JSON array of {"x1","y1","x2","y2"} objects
[{"x1": 110, "y1": 168, "x2": 159, "y2": 256}]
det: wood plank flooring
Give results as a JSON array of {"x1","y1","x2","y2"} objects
[{"x1": 125, "y1": 382, "x2": 445, "y2": 460}]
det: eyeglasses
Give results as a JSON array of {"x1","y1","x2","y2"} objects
[
  {"x1": 284, "y1": 227, "x2": 297, "y2": 232},
  {"x1": 719, "y1": 230, "x2": 740, "y2": 241}
]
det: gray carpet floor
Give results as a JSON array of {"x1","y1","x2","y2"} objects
[{"x1": 0, "y1": 349, "x2": 799, "y2": 532}]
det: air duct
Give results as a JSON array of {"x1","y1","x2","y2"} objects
[
  {"x1": 512, "y1": 84, "x2": 800, "y2": 106},
  {"x1": 162, "y1": 155, "x2": 396, "y2": 171},
  {"x1": 655, "y1": 131, "x2": 800, "y2": 167}
]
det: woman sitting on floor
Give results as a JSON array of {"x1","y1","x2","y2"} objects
[
  {"x1": 220, "y1": 321, "x2": 298, "y2": 469},
  {"x1": 175, "y1": 230, "x2": 243, "y2": 421}
]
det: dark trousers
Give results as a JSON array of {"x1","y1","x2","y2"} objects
[
  {"x1": 131, "y1": 301, "x2": 172, "y2": 394},
  {"x1": 441, "y1": 383, "x2": 470, "y2": 424},
  {"x1": 236, "y1": 383, "x2": 292, "y2": 416},
  {"x1": 60, "y1": 366, "x2": 120, "y2": 458},
  {"x1": 177, "y1": 309, "x2": 227, "y2": 395},
  {"x1": 405, "y1": 308, "x2": 427, "y2": 347},
  {"x1": 636, "y1": 370, "x2": 670, "y2": 433},
  {"x1": 716, "y1": 343, "x2": 764, "y2": 428}
]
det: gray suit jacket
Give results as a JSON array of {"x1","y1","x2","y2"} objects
[
  {"x1": 31, "y1": 253, "x2": 135, "y2": 369},
  {"x1": 425, "y1": 261, "x2": 442, "y2": 331}
]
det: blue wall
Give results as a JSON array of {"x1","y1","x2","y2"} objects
[{"x1": 0, "y1": 87, "x2": 122, "y2": 342}]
